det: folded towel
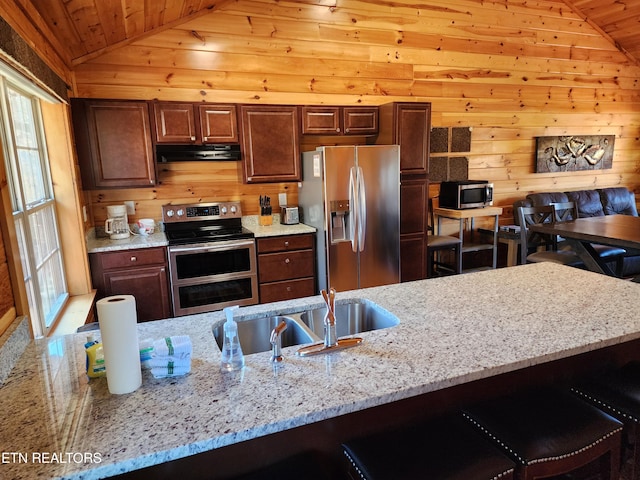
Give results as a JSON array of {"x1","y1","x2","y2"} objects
[
  {"x1": 151, "y1": 364, "x2": 190, "y2": 378},
  {"x1": 153, "y1": 336, "x2": 192, "y2": 359},
  {"x1": 147, "y1": 357, "x2": 191, "y2": 369}
]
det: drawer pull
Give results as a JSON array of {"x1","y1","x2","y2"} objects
[
  {"x1": 286, "y1": 286, "x2": 292, "y2": 292},
  {"x1": 130, "y1": 256, "x2": 137, "y2": 262},
  {"x1": 284, "y1": 258, "x2": 290, "y2": 264},
  {"x1": 284, "y1": 241, "x2": 289, "y2": 247}
]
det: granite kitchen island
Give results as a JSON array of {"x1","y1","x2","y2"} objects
[{"x1": 2, "y1": 263, "x2": 640, "y2": 479}]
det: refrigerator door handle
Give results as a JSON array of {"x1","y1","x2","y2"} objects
[
  {"x1": 348, "y1": 166, "x2": 358, "y2": 253},
  {"x1": 357, "y1": 166, "x2": 366, "y2": 252}
]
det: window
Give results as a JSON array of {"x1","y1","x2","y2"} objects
[{"x1": 0, "y1": 77, "x2": 68, "y2": 337}]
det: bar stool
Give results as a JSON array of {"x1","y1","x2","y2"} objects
[
  {"x1": 341, "y1": 414, "x2": 516, "y2": 479},
  {"x1": 572, "y1": 361, "x2": 640, "y2": 480},
  {"x1": 462, "y1": 388, "x2": 623, "y2": 480}
]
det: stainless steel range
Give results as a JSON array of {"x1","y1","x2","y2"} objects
[{"x1": 162, "y1": 201, "x2": 258, "y2": 316}]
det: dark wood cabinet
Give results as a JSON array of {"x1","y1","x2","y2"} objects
[
  {"x1": 378, "y1": 102, "x2": 432, "y2": 281},
  {"x1": 301, "y1": 106, "x2": 378, "y2": 135},
  {"x1": 343, "y1": 107, "x2": 378, "y2": 135},
  {"x1": 400, "y1": 179, "x2": 428, "y2": 282},
  {"x1": 240, "y1": 105, "x2": 301, "y2": 183},
  {"x1": 257, "y1": 234, "x2": 316, "y2": 303},
  {"x1": 89, "y1": 247, "x2": 171, "y2": 322},
  {"x1": 197, "y1": 104, "x2": 239, "y2": 143},
  {"x1": 71, "y1": 99, "x2": 156, "y2": 189},
  {"x1": 152, "y1": 102, "x2": 198, "y2": 143},
  {"x1": 400, "y1": 178, "x2": 427, "y2": 236},
  {"x1": 400, "y1": 235, "x2": 427, "y2": 282},
  {"x1": 379, "y1": 102, "x2": 430, "y2": 174},
  {"x1": 301, "y1": 106, "x2": 340, "y2": 134},
  {"x1": 152, "y1": 102, "x2": 239, "y2": 144}
]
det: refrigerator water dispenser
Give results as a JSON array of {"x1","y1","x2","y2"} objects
[{"x1": 330, "y1": 200, "x2": 351, "y2": 243}]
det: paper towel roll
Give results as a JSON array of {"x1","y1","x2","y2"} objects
[{"x1": 96, "y1": 295, "x2": 142, "y2": 394}]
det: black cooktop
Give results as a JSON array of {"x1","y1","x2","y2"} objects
[{"x1": 165, "y1": 220, "x2": 254, "y2": 246}]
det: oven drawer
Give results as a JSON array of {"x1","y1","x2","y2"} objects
[
  {"x1": 257, "y1": 234, "x2": 314, "y2": 253},
  {"x1": 258, "y1": 249, "x2": 315, "y2": 283},
  {"x1": 259, "y1": 278, "x2": 315, "y2": 304},
  {"x1": 96, "y1": 247, "x2": 167, "y2": 270}
]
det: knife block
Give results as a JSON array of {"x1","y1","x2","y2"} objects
[{"x1": 259, "y1": 214, "x2": 273, "y2": 226}]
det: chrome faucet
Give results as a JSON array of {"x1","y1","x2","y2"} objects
[
  {"x1": 270, "y1": 320, "x2": 288, "y2": 362},
  {"x1": 296, "y1": 287, "x2": 363, "y2": 357},
  {"x1": 323, "y1": 288, "x2": 337, "y2": 348}
]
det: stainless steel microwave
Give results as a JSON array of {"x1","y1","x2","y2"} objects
[{"x1": 439, "y1": 180, "x2": 494, "y2": 209}]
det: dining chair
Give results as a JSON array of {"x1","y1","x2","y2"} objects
[
  {"x1": 516, "y1": 205, "x2": 583, "y2": 266},
  {"x1": 552, "y1": 201, "x2": 626, "y2": 276},
  {"x1": 427, "y1": 197, "x2": 462, "y2": 277}
]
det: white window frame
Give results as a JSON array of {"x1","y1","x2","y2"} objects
[{"x1": 0, "y1": 71, "x2": 68, "y2": 337}]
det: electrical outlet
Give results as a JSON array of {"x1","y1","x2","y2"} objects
[
  {"x1": 278, "y1": 192, "x2": 287, "y2": 206},
  {"x1": 124, "y1": 201, "x2": 135, "y2": 215}
]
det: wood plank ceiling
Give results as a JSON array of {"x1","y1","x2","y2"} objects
[{"x1": 22, "y1": 0, "x2": 640, "y2": 68}]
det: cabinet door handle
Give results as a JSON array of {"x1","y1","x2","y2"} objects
[
  {"x1": 284, "y1": 258, "x2": 290, "y2": 264},
  {"x1": 130, "y1": 256, "x2": 137, "y2": 262},
  {"x1": 190, "y1": 136, "x2": 196, "y2": 141}
]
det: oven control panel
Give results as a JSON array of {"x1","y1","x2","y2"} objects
[{"x1": 162, "y1": 202, "x2": 242, "y2": 223}]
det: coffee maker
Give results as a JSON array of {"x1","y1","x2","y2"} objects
[{"x1": 105, "y1": 204, "x2": 130, "y2": 240}]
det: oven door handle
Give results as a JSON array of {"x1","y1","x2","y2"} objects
[{"x1": 169, "y1": 239, "x2": 255, "y2": 253}]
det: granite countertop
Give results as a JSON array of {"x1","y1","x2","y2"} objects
[
  {"x1": 2, "y1": 263, "x2": 640, "y2": 479},
  {"x1": 86, "y1": 230, "x2": 168, "y2": 253},
  {"x1": 86, "y1": 217, "x2": 315, "y2": 253},
  {"x1": 242, "y1": 215, "x2": 316, "y2": 238}
]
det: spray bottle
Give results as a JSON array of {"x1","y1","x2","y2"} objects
[
  {"x1": 220, "y1": 306, "x2": 245, "y2": 371},
  {"x1": 85, "y1": 335, "x2": 106, "y2": 378}
]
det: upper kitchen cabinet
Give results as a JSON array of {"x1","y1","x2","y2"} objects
[
  {"x1": 152, "y1": 102, "x2": 239, "y2": 144},
  {"x1": 301, "y1": 106, "x2": 378, "y2": 135},
  {"x1": 240, "y1": 105, "x2": 301, "y2": 183},
  {"x1": 198, "y1": 104, "x2": 239, "y2": 143},
  {"x1": 152, "y1": 102, "x2": 196, "y2": 143},
  {"x1": 378, "y1": 102, "x2": 431, "y2": 175},
  {"x1": 71, "y1": 99, "x2": 156, "y2": 189}
]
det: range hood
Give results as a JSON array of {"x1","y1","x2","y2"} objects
[{"x1": 157, "y1": 144, "x2": 241, "y2": 162}]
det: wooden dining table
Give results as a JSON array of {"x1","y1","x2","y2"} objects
[{"x1": 529, "y1": 214, "x2": 640, "y2": 278}]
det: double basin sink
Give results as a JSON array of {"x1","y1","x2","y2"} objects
[{"x1": 212, "y1": 300, "x2": 399, "y2": 356}]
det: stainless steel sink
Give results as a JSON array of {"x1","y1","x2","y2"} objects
[
  {"x1": 212, "y1": 301, "x2": 399, "y2": 357},
  {"x1": 298, "y1": 302, "x2": 400, "y2": 338},
  {"x1": 212, "y1": 315, "x2": 315, "y2": 355}
]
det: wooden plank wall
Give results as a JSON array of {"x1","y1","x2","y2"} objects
[
  {"x1": 71, "y1": 0, "x2": 640, "y2": 227},
  {"x1": 0, "y1": 223, "x2": 16, "y2": 337}
]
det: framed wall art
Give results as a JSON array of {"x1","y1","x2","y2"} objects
[{"x1": 535, "y1": 135, "x2": 615, "y2": 173}]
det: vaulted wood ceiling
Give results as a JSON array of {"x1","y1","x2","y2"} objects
[{"x1": 20, "y1": 0, "x2": 640, "y2": 67}]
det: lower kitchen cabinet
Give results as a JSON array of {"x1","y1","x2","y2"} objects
[
  {"x1": 257, "y1": 234, "x2": 316, "y2": 303},
  {"x1": 89, "y1": 247, "x2": 171, "y2": 322},
  {"x1": 400, "y1": 178, "x2": 428, "y2": 282}
]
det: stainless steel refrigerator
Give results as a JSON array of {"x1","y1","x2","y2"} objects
[{"x1": 299, "y1": 145, "x2": 401, "y2": 293}]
